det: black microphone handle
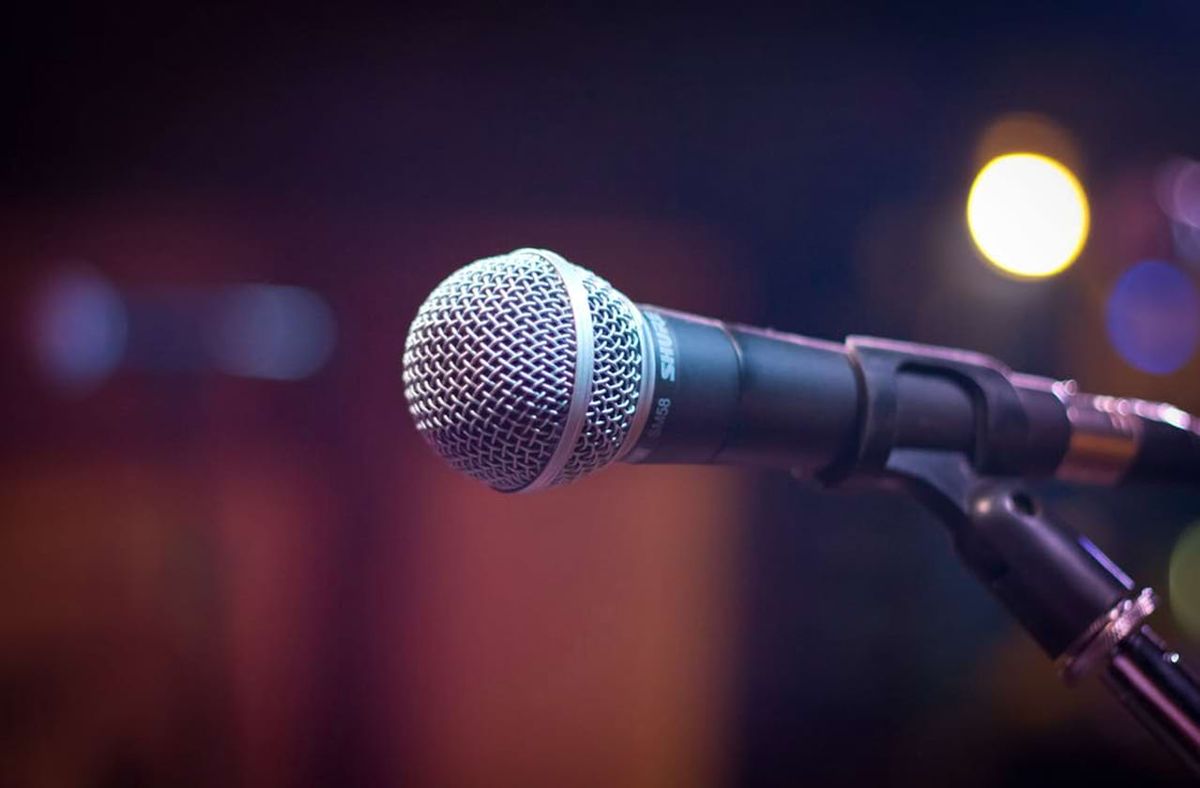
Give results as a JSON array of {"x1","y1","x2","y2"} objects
[{"x1": 626, "y1": 306, "x2": 1199, "y2": 486}]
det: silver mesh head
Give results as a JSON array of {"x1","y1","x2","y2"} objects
[{"x1": 402, "y1": 248, "x2": 649, "y2": 492}]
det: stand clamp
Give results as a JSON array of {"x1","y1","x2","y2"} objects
[
  {"x1": 820, "y1": 335, "x2": 1200, "y2": 773},
  {"x1": 880, "y1": 448, "x2": 1200, "y2": 776},
  {"x1": 1059, "y1": 588, "x2": 1157, "y2": 685}
]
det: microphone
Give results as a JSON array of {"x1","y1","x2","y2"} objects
[{"x1": 402, "y1": 248, "x2": 1199, "y2": 492}]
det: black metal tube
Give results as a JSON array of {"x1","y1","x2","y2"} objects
[{"x1": 1103, "y1": 627, "x2": 1200, "y2": 776}]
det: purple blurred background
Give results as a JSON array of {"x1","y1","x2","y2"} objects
[{"x1": 2, "y1": 4, "x2": 1199, "y2": 786}]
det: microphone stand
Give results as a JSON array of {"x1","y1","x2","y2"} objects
[
  {"x1": 880, "y1": 448, "x2": 1200, "y2": 775},
  {"x1": 821, "y1": 336, "x2": 1200, "y2": 774}
]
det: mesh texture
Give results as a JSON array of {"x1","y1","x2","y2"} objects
[
  {"x1": 402, "y1": 249, "x2": 645, "y2": 491},
  {"x1": 552, "y1": 269, "x2": 645, "y2": 485}
]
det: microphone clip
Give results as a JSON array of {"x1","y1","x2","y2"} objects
[{"x1": 881, "y1": 447, "x2": 1200, "y2": 774}]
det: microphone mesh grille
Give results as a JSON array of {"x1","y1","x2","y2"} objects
[
  {"x1": 402, "y1": 249, "x2": 645, "y2": 491},
  {"x1": 403, "y1": 253, "x2": 577, "y2": 491},
  {"x1": 552, "y1": 269, "x2": 644, "y2": 486}
]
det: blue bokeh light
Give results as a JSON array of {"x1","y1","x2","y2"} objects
[
  {"x1": 209, "y1": 285, "x2": 337, "y2": 380},
  {"x1": 32, "y1": 267, "x2": 128, "y2": 391},
  {"x1": 1105, "y1": 261, "x2": 1199, "y2": 375}
]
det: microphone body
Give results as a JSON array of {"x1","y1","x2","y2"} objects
[
  {"x1": 624, "y1": 308, "x2": 863, "y2": 473},
  {"x1": 402, "y1": 249, "x2": 1199, "y2": 492},
  {"x1": 628, "y1": 305, "x2": 1196, "y2": 486}
]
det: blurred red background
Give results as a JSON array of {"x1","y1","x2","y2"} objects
[{"x1": 2, "y1": 5, "x2": 1199, "y2": 786}]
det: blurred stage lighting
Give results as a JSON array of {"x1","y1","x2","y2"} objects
[
  {"x1": 1156, "y1": 158, "x2": 1200, "y2": 229},
  {"x1": 1170, "y1": 522, "x2": 1200, "y2": 640},
  {"x1": 30, "y1": 266, "x2": 128, "y2": 391},
  {"x1": 1105, "y1": 260, "x2": 1199, "y2": 375},
  {"x1": 1156, "y1": 159, "x2": 1200, "y2": 266},
  {"x1": 28, "y1": 273, "x2": 336, "y2": 388},
  {"x1": 1170, "y1": 221, "x2": 1200, "y2": 266},
  {"x1": 967, "y1": 153, "x2": 1090, "y2": 279},
  {"x1": 209, "y1": 285, "x2": 336, "y2": 381}
]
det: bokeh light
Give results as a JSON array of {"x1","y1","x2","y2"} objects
[
  {"x1": 1170, "y1": 220, "x2": 1200, "y2": 265},
  {"x1": 1169, "y1": 523, "x2": 1200, "y2": 640},
  {"x1": 967, "y1": 153, "x2": 1090, "y2": 278},
  {"x1": 1105, "y1": 260, "x2": 1199, "y2": 374},
  {"x1": 209, "y1": 285, "x2": 337, "y2": 380},
  {"x1": 1156, "y1": 159, "x2": 1200, "y2": 266},
  {"x1": 1156, "y1": 158, "x2": 1200, "y2": 229},
  {"x1": 30, "y1": 266, "x2": 128, "y2": 391}
]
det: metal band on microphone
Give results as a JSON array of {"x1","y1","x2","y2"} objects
[
  {"x1": 615, "y1": 303, "x2": 657, "y2": 462},
  {"x1": 1053, "y1": 381, "x2": 1143, "y2": 485},
  {"x1": 522, "y1": 250, "x2": 595, "y2": 492}
]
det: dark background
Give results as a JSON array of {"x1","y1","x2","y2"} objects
[{"x1": 2, "y1": 3, "x2": 1199, "y2": 786}]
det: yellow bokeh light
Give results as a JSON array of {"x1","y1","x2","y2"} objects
[
  {"x1": 1170, "y1": 523, "x2": 1200, "y2": 640},
  {"x1": 966, "y1": 152, "x2": 1090, "y2": 278}
]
